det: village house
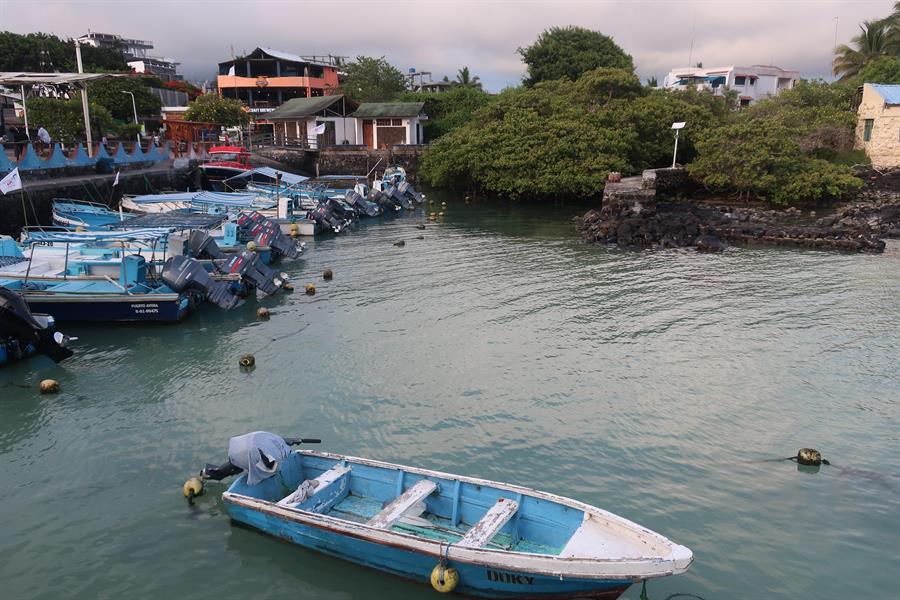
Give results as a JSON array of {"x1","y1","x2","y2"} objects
[
  {"x1": 217, "y1": 48, "x2": 342, "y2": 115},
  {"x1": 352, "y1": 103, "x2": 427, "y2": 149},
  {"x1": 662, "y1": 64, "x2": 799, "y2": 106},
  {"x1": 262, "y1": 95, "x2": 358, "y2": 148},
  {"x1": 855, "y1": 83, "x2": 900, "y2": 169}
]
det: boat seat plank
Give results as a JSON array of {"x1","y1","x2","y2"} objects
[
  {"x1": 278, "y1": 464, "x2": 351, "y2": 508},
  {"x1": 367, "y1": 479, "x2": 437, "y2": 530},
  {"x1": 458, "y1": 498, "x2": 519, "y2": 549}
]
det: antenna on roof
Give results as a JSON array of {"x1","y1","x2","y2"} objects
[{"x1": 687, "y1": 10, "x2": 696, "y2": 67}]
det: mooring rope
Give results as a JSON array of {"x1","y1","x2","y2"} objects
[{"x1": 247, "y1": 323, "x2": 310, "y2": 356}]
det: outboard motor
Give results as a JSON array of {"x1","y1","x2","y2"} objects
[
  {"x1": 161, "y1": 255, "x2": 244, "y2": 310},
  {"x1": 326, "y1": 197, "x2": 357, "y2": 225},
  {"x1": 397, "y1": 181, "x2": 424, "y2": 204},
  {"x1": 0, "y1": 287, "x2": 74, "y2": 363},
  {"x1": 371, "y1": 189, "x2": 401, "y2": 212},
  {"x1": 309, "y1": 204, "x2": 344, "y2": 234},
  {"x1": 219, "y1": 251, "x2": 286, "y2": 296},
  {"x1": 345, "y1": 190, "x2": 381, "y2": 217},
  {"x1": 385, "y1": 185, "x2": 414, "y2": 210},
  {"x1": 187, "y1": 230, "x2": 226, "y2": 260},
  {"x1": 237, "y1": 212, "x2": 304, "y2": 260}
]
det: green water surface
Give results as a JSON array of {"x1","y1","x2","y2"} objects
[{"x1": 1, "y1": 196, "x2": 898, "y2": 599}]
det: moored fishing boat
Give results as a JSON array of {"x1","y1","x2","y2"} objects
[
  {"x1": 199, "y1": 145, "x2": 252, "y2": 183},
  {"x1": 190, "y1": 433, "x2": 693, "y2": 599},
  {"x1": 0, "y1": 286, "x2": 74, "y2": 366},
  {"x1": 52, "y1": 199, "x2": 125, "y2": 229}
]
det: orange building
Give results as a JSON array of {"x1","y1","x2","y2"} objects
[{"x1": 217, "y1": 47, "x2": 342, "y2": 115}]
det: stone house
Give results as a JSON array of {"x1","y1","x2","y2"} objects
[{"x1": 855, "y1": 83, "x2": 900, "y2": 168}]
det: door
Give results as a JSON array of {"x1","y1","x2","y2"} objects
[
  {"x1": 320, "y1": 121, "x2": 336, "y2": 147},
  {"x1": 362, "y1": 120, "x2": 374, "y2": 149}
]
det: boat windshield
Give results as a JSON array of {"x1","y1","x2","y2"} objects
[{"x1": 211, "y1": 152, "x2": 241, "y2": 161}]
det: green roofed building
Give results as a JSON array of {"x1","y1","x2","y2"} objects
[
  {"x1": 350, "y1": 102, "x2": 427, "y2": 149},
  {"x1": 262, "y1": 95, "x2": 358, "y2": 147}
]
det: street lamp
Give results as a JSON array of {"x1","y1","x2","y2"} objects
[
  {"x1": 671, "y1": 121, "x2": 685, "y2": 168},
  {"x1": 121, "y1": 90, "x2": 140, "y2": 144}
]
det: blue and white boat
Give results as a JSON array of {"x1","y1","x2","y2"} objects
[
  {"x1": 52, "y1": 199, "x2": 124, "y2": 229},
  {"x1": 198, "y1": 435, "x2": 693, "y2": 599}
]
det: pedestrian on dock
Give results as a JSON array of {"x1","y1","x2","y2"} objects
[{"x1": 37, "y1": 125, "x2": 51, "y2": 156}]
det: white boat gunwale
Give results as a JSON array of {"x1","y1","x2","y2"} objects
[{"x1": 223, "y1": 449, "x2": 692, "y2": 580}]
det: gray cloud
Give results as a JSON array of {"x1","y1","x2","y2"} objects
[{"x1": 1, "y1": 0, "x2": 893, "y2": 90}]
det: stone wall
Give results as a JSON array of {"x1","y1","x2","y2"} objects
[
  {"x1": 641, "y1": 167, "x2": 687, "y2": 193},
  {"x1": 317, "y1": 145, "x2": 425, "y2": 182}
]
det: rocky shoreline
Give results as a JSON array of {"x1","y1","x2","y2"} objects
[{"x1": 576, "y1": 199, "x2": 898, "y2": 253}]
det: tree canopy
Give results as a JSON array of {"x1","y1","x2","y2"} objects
[
  {"x1": 0, "y1": 31, "x2": 126, "y2": 72},
  {"x1": 25, "y1": 97, "x2": 115, "y2": 142},
  {"x1": 339, "y1": 56, "x2": 407, "y2": 103},
  {"x1": 86, "y1": 77, "x2": 162, "y2": 121},
  {"x1": 396, "y1": 86, "x2": 493, "y2": 140},
  {"x1": 517, "y1": 26, "x2": 633, "y2": 86},
  {"x1": 184, "y1": 94, "x2": 249, "y2": 126}
]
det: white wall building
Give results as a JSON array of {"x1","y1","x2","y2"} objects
[{"x1": 662, "y1": 65, "x2": 799, "y2": 106}]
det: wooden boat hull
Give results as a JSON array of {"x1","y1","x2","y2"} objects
[
  {"x1": 228, "y1": 499, "x2": 630, "y2": 598},
  {"x1": 222, "y1": 451, "x2": 692, "y2": 598}
]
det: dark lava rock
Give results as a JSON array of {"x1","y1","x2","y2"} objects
[{"x1": 695, "y1": 234, "x2": 727, "y2": 252}]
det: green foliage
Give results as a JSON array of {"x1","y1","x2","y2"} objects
[
  {"x1": 115, "y1": 123, "x2": 143, "y2": 139},
  {"x1": 0, "y1": 31, "x2": 126, "y2": 72},
  {"x1": 455, "y1": 67, "x2": 481, "y2": 88},
  {"x1": 857, "y1": 55, "x2": 900, "y2": 83},
  {"x1": 688, "y1": 120, "x2": 861, "y2": 205},
  {"x1": 184, "y1": 94, "x2": 249, "y2": 126},
  {"x1": 25, "y1": 97, "x2": 114, "y2": 143},
  {"x1": 517, "y1": 26, "x2": 633, "y2": 86},
  {"x1": 163, "y1": 80, "x2": 203, "y2": 100},
  {"x1": 396, "y1": 86, "x2": 494, "y2": 140},
  {"x1": 340, "y1": 56, "x2": 406, "y2": 103},
  {"x1": 86, "y1": 77, "x2": 162, "y2": 121}
]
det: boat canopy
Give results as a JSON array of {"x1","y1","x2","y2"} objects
[
  {"x1": 226, "y1": 167, "x2": 309, "y2": 186},
  {"x1": 129, "y1": 191, "x2": 260, "y2": 207},
  {"x1": 23, "y1": 228, "x2": 172, "y2": 244},
  {"x1": 111, "y1": 213, "x2": 227, "y2": 230}
]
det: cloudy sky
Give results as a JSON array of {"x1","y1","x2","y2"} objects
[{"x1": 0, "y1": 0, "x2": 894, "y2": 89}]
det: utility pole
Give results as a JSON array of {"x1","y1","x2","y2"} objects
[
  {"x1": 75, "y1": 40, "x2": 94, "y2": 157},
  {"x1": 832, "y1": 17, "x2": 839, "y2": 80}
]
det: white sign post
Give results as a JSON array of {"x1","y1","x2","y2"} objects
[{"x1": 671, "y1": 122, "x2": 685, "y2": 168}]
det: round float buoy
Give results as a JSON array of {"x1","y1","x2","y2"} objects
[
  {"x1": 430, "y1": 563, "x2": 459, "y2": 593},
  {"x1": 796, "y1": 448, "x2": 828, "y2": 466},
  {"x1": 305, "y1": 283, "x2": 316, "y2": 295},
  {"x1": 438, "y1": 212, "x2": 445, "y2": 217},
  {"x1": 39, "y1": 379, "x2": 59, "y2": 394},
  {"x1": 183, "y1": 477, "x2": 204, "y2": 502},
  {"x1": 239, "y1": 353, "x2": 255, "y2": 368},
  {"x1": 323, "y1": 268, "x2": 333, "y2": 281},
  {"x1": 247, "y1": 241, "x2": 258, "y2": 252},
  {"x1": 394, "y1": 240, "x2": 406, "y2": 247},
  {"x1": 441, "y1": 201, "x2": 447, "y2": 207},
  {"x1": 257, "y1": 307, "x2": 270, "y2": 320},
  {"x1": 416, "y1": 235, "x2": 425, "y2": 240},
  {"x1": 416, "y1": 223, "x2": 426, "y2": 230},
  {"x1": 289, "y1": 223, "x2": 300, "y2": 238}
]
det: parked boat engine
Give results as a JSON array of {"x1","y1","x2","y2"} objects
[
  {"x1": 344, "y1": 190, "x2": 382, "y2": 217},
  {"x1": 384, "y1": 185, "x2": 415, "y2": 210},
  {"x1": 219, "y1": 251, "x2": 287, "y2": 296},
  {"x1": 397, "y1": 181, "x2": 424, "y2": 204},
  {"x1": 237, "y1": 212, "x2": 305, "y2": 260},
  {"x1": 161, "y1": 256, "x2": 244, "y2": 310},
  {"x1": 187, "y1": 230, "x2": 226, "y2": 260},
  {"x1": 0, "y1": 286, "x2": 74, "y2": 364},
  {"x1": 309, "y1": 205, "x2": 345, "y2": 234},
  {"x1": 371, "y1": 189, "x2": 400, "y2": 213}
]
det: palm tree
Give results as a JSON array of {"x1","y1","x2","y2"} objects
[
  {"x1": 455, "y1": 66, "x2": 482, "y2": 88},
  {"x1": 834, "y1": 19, "x2": 891, "y2": 79}
]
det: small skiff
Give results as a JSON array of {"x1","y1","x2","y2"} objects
[{"x1": 211, "y1": 446, "x2": 693, "y2": 598}]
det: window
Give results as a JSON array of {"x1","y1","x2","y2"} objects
[
  {"x1": 864, "y1": 119, "x2": 874, "y2": 141},
  {"x1": 734, "y1": 76, "x2": 746, "y2": 86},
  {"x1": 739, "y1": 98, "x2": 751, "y2": 107}
]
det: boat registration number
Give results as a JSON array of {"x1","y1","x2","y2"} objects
[{"x1": 131, "y1": 303, "x2": 160, "y2": 314}]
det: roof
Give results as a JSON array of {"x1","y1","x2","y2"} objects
[
  {"x1": 352, "y1": 102, "x2": 425, "y2": 118},
  {"x1": 226, "y1": 167, "x2": 309, "y2": 186},
  {"x1": 220, "y1": 48, "x2": 339, "y2": 68},
  {"x1": 0, "y1": 72, "x2": 121, "y2": 86},
  {"x1": 871, "y1": 84, "x2": 900, "y2": 105},
  {"x1": 264, "y1": 95, "x2": 350, "y2": 120}
]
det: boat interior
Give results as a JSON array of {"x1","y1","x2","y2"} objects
[{"x1": 228, "y1": 452, "x2": 667, "y2": 560}]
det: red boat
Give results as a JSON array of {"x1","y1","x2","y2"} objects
[{"x1": 200, "y1": 146, "x2": 252, "y2": 182}]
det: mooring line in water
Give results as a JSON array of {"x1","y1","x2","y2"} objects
[
  {"x1": 248, "y1": 323, "x2": 310, "y2": 355},
  {"x1": 640, "y1": 581, "x2": 707, "y2": 600}
]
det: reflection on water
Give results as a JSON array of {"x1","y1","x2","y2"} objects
[{"x1": 0, "y1": 195, "x2": 898, "y2": 599}]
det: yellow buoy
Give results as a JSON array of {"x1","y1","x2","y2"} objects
[
  {"x1": 75, "y1": 226, "x2": 85, "y2": 233},
  {"x1": 39, "y1": 379, "x2": 60, "y2": 394},
  {"x1": 289, "y1": 223, "x2": 300, "y2": 237},
  {"x1": 183, "y1": 477, "x2": 204, "y2": 501},
  {"x1": 257, "y1": 307, "x2": 270, "y2": 320},
  {"x1": 305, "y1": 283, "x2": 316, "y2": 295},
  {"x1": 239, "y1": 353, "x2": 255, "y2": 367},
  {"x1": 323, "y1": 268, "x2": 333, "y2": 280},
  {"x1": 247, "y1": 241, "x2": 258, "y2": 252},
  {"x1": 441, "y1": 201, "x2": 447, "y2": 207},
  {"x1": 438, "y1": 212, "x2": 445, "y2": 217},
  {"x1": 430, "y1": 564, "x2": 459, "y2": 593}
]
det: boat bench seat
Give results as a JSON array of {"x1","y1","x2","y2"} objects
[
  {"x1": 277, "y1": 464, "x2": 351, "y2": 512},
  {"x1": 458, "y1": 498, "x2": 519, "y2": 548},
  {"x1": 367, "y1": 479, "x2": 438, "y2": 530}
]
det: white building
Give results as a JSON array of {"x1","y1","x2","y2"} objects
[
  {"x1": 662, "y1": 65, "x2": 799, "y2": 106},
  {"x1": 78, "y1": 31, "x2": 181, "y2": 80},
  {"x1": 352, "y1": 103, "x2": 427, "y2": 149}
]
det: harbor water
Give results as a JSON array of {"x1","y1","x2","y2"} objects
[{"x1": 1, "y1": 196, "x2": 898, "y2": 599}]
